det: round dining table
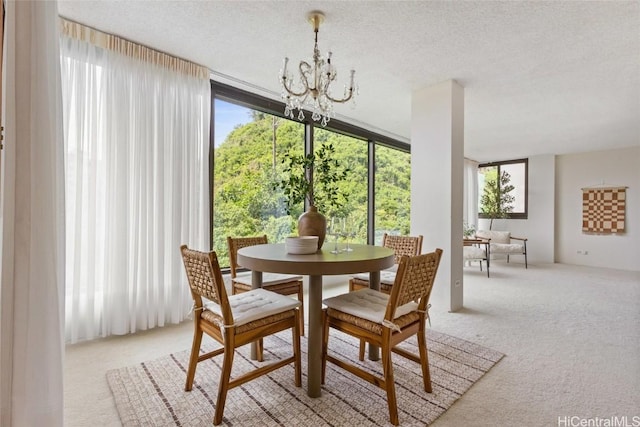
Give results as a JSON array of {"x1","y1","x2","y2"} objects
[{"x1": 237, "y1": 242, "x2": 395, "y2": 397}]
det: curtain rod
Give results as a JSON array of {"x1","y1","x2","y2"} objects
[{"x1": 59, "y1": 16, "x2": 210, "y2": 80}]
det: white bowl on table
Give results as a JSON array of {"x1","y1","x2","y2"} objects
[{"x1": 285, "y1": 236, "x2": 319, "y2": 254}]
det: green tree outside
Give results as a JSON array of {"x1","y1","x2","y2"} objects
[
  {"x1": 213, "y1": 113, "x2": 411, "y2": 267},
  {"x1": 479, "y1": 168, "x2": 515, "y2": 230}
]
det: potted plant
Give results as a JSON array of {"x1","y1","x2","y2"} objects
[
  {"x1": 479, "y1": 170, "x2": 515, "y2": 230},
  {"x1": 275, "y1": 143, "x2": 348, "y2": 248},
  {"x1": 463, "y1": 221, "x2": 476, "y2": 238}
]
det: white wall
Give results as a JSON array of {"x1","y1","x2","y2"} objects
[
  {"x1": 555, "y1": 146, "x2": 640, "y2": 271},
  {"x1": 478, "y1": 154, "x2": 556, "y2": 265},
  {"x1": 411, "y1": 80, "x2": 464, "y2": 311}
]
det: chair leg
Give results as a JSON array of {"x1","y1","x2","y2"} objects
[
  {"x1": 358, "y1": 339, "x2": 366, "y2": 361},
  {"x1": 507, "y1": 254, "x2": 510, "y2": 263},
  {"x1": 256, "y1": 338, "x2": 264, "y2": 362},
  {"x1": 524, "y1": 244, "x2": 528, "y2": 269},
  {"x1": 297, "y1": 287, "x2": 305, "y2": 336},
  {"x1": 185, "y1": 324, "x2": 203, "y2": 391},
  {"x1": 417, "y1": 328, "x2": 433, "y2": 393},
  {"x1": 213, "y1": 337, "x2": 235, "y2": 425},
  {"x1": 321, "y1": 309, "x2": 329, "y2": 385},
  {"x1": 381, "y1": 338, "x2": 399, "y2": 426},
  {"x1": 293, "y1": 310, "x2": 302, "y2": 387}
]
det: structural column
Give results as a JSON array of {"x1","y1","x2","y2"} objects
[{"x1": 410, "y1": 80, "x2": 464, "y2": 311}]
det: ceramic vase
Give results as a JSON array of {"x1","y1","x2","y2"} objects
[{"x1": 297, "y1": 206, "x2": 326, "y2": 249}]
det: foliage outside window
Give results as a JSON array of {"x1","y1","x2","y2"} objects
[
  {"x1": 275, "y1": 142, "x2": 349, "y2": 216},
  {"x1": 213, "y1": 102, "x2": 304, "y2": 267},
  {"x1": 314, "y1": 128, "x2": 369, "y2": 244},
  {"x1": 375, "y1": 146, "x2": 411, "y2": 244},
  {"x1": 479, "y1": 169, "x2": 515, "y2": 229},
  {"x1": 478, "y1": 159, "x2": 528, "y2": 226},
  {"x1": 212, "y1": 83, "x2": 410, "y2": 268}
]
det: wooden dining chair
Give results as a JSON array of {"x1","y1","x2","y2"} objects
[
  {"x1": 348, "y1": 233, "x2": 424, "y2": 358},
  {"x1": 227, "y1": 235, "x2": 305, "y2": 335},
  {"x1": 348, "y1": 233, "x2": 423, "y2": 294},
  {"x1": 180, "y1": 245, "x2": 302, "y2": 425},
  {"x1": 322, "y1": 249, "x2": 443, "y2": 426}
]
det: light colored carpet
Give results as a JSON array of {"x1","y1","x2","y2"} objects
[
  {"x1": 106, "y1": 329, "x2": 503, "y2": 426},
  {"x1": 65, "y1": 263, "x2": 640, "y2": 426}
]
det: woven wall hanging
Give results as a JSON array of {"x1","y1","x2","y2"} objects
[{"x1": 581, "y1": 186, "x2": 626, "y2": 233}]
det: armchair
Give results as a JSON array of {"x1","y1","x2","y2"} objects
[
  {"x1": 475, "y1": 230, "x2": 527, "y2": 268},
  {"x1": 463, "y1": 238, "x2": 490, "y2": 277}
]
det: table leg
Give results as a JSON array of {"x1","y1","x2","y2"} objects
[
  {"x1": 250, "y1": 270, "x2": 263, "y2": 360},
  {"x1": 368, "y1": 270, "x2": 381, "y2": 361},
  {"x1": 307, "y1": 275, "x2": 323, "y2": 397}
]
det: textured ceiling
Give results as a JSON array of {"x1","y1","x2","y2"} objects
[{"x1": 58, "y1": 0, "x2": 640, "y2": 162}]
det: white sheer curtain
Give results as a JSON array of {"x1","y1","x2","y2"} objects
[
  {"x1": 463, "y1": 158, "x2": 479, "y2": 232},
  {"x1": 1, "y1": 1, "x2": 65, "y2": 425},
  {"x1": 60, "y1": 33, "x2": 210, "y2": 343}
]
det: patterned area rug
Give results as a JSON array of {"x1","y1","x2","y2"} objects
[{"x1": 107, "y1": 329, "x2": 503, "y2": 426}]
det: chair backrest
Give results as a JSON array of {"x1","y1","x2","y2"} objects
[
  {"x1": 180, "y1": 245, "x2": 233, "y2": 323},
  {"x1": 386, "y1": 249, "x2": 443, "y2": 319},
  {"x1": 476, "y1": 230, "x2": 510, "y2": 244},
  {"x1": 382, "y1": 233, "x2": 424, "y2": 264},
  {"x1": 227, "y1": 235, "x2": 268, "y2": 278}
]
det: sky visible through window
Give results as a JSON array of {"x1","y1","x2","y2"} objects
[{"x1": 214, "y1": 99, "x2": 253, "y2": 146}]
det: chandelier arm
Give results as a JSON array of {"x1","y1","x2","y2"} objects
[
  {"x1": 324, "y1": 89, "x2": 354, "y2": 104},
  {"x1": 281, "y1": 80, "x2": 309, "y2": 99},
  {"x1": 299, "y1": 61, "x2": 313, "y2": 92},
  {"x1": 281, "y1": 61, "x2": 313, "y2": 98},
  {"x1": 324, "y1": 69, "x2": 356, "y2": 103}
]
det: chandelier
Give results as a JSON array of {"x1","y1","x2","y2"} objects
[{"x1": 280, "y1": 11, "x2": 357, "y2": 126}]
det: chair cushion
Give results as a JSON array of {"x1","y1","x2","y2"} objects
[
  {"x1": 352, "y1": 267, "x2": 398, "y2": 285},
  {"x1": 205, "y1": 288, "x2": 301, "y2": 326},
  {"x1": 463, "y1": 246, "x2": 487, "y2": 260},
  {"x1": 233, "y1": 271, "x2": 303, "y2": 286},
  {"x1": 476, "y1": 230, "x2": 511, "y2": 244},
  {"x1": 490, "y1": 243, "x2": 524, "y2": 254},
  {"x1": 323, "y1": 288, "x2": 418, "y2": 324}
]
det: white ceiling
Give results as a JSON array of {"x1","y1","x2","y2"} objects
[{"x1": 58, "y1": 0, "x2": 640, "y2": 162}]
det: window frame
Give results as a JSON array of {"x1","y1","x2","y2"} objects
[
  {"x1": 477, "y1": 158, "x2": 529, "y2": 220},
  {"x1": 209, "y1": 80, "x2": 411, "y2": 253}
]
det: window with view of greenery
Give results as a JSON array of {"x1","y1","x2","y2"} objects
[
  {"x1": 211, "y1": 83, "x2": 411, "y2": 269},
  {"x1": 478, "y1": 158, "x2": 528, "y2": 222},
  {"x1": 375, "y1": 146, "x2": 411, "y2": 244},
  {"x1": 213, "y1": 101, "x2": 304, "y2": 267},
  {"x1": 314, "y1": 128, "x2": 368, "y2": 244}
]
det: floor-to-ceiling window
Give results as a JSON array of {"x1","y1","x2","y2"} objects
[
  {"x1": 314, "y1": 128, "x2": 368, "y2": 245},
  {"x1": 374, "y1": 145, "x2": 411, "y2": 244},
  {"x1": 211, "y1": 81, "x2": 410, "y2": 267},
  {"x1": 213, "y1": 99, "x2": 304, "y2": 267}
]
